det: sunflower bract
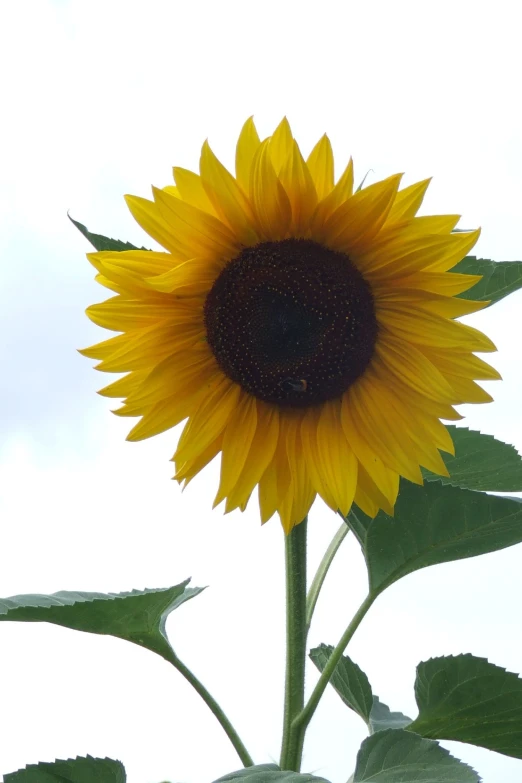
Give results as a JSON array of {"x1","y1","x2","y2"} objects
[{"x1": 82, "y1": 117, "x2": 500, "y2": 533}]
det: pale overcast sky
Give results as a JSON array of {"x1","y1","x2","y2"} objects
[{"x1": 1, "y1": 2, "x2": 522, "y2": 782}]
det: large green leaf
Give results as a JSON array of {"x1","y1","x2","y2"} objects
[
  {"x1": 409, "y1": 654, "x2": 522, "y2": 759},
  {"x1": 214, "y1": 765, "x2": 330, "y2": 782},
  {"x1": 453, "y1": 255, "x2": 522, "y2": 306},
  {"x1": 353, "y1": 729, "x2": 479, "y2": 782},
  {"x1": 0, "y1": 582, "x2": 203, "y2": 662},
  {"x1": 4, "y1": 755, "x2": 125, "y2": 782},
  {"x1": 69, "y1": 215, "x2": 147, "y2": 252},
  {"x1": 309, "y1": 644, "x2": 373, "y2": 722},
  {"x1": 347, "y1": 481, "x2": 522, "y2": 596},
  {"x1": 423, "y1": 426, "x2": 522, "y2": 491}
]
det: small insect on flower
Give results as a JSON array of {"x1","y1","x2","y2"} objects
[
  {"x1": 82, "y1": 116, "x2": 500, "y2": 533},
  {"x1": 281, "y1": 378, "x2": 308, "y2": 393}
]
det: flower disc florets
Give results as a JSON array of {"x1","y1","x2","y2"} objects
[{"x1": 204, "y1": 238, "x2": 377, "y2": 407}]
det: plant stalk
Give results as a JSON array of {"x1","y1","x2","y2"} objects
[
  {"x1": 279, "y1": 517, "x2": 308, "y2": 771},
  {"x1": 165, "y1": 650, "x2": 254, "y2": 768}
]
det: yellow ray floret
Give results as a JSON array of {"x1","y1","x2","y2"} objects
[{"x1": 82, "y1": 116, "x2": 499, "y2": 533}]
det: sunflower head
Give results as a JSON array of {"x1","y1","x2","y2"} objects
[{"x1": 81, "y1": 117, "x2": 499, "y2": 533}]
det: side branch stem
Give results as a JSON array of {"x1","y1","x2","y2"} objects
[
  {"x1": 305, "y1": 522, "x2": 349, "y2": 633},
  {"x1": 280, "y1": 517, "x2": 308, "y2": 771},
  {"x1": 165, "y1": 650, "x2": 254, "y2": 768},
  {"x1": 291, "y1": 593, "x2": 376, "y2": 743}
]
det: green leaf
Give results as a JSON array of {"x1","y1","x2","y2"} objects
[
  {"x1": 0, "y1": 582, "x2": 203, "y2": 662},
  {"x1": 453, "y1": 255, "x2": 522, "y2": 306},
  {"x1": 4, "y1": 755, "x2": 125, "y2": 782},
  {"x1": 353, "y1": 729, "x2": 480, "y2": 782},
  {"x1": 310, "y1": 644, "x2": 411, "y2": 734},
  {"x1": 213, "y1": 765, "x2": 330, "y2": 782},
  {"x1": 423, "y1": 426, "x2": 522, "y2": 491},
  {"x1": 409, "y1": 654, "x2": 522, "y2": 759},
  {"x1": 369, "y1": 697, "x2": 412, "y2": 734},
  {"x1": 69, "y1": 214, "x2": 147, "y2": 252},
  {"x1": 309, "y1": 644, "x2": 373, "y2": 722},
  {"x1": 351, "y1": 480, "x2": 522, "y2": 595}
]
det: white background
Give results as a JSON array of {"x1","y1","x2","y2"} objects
[{"x1": 1, "y1": 1, "x2": 522, "y2": 781}]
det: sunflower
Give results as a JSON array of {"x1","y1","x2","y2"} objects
[{"x1": 81, "y1": 117, "x2": 499, "y2": 533}]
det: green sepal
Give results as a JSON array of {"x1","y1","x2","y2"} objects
[
  {"x1": 353, "y1": 729, "x2": 480, "y2": 782},
  {"x1": 213, "y1": 765, "x2": 330, "y2": 782},
  {"x1": 69, "y1": 214, "x2": 148, "y2": 252},
  {"x1": 423, "y1": 426, "x2": 522, "y2": 491},
  {"x1": 453, "y1": 255, "x2": 522, "y2": 306},
  {"x1": 345, "y1": 481, "x2": 522, "y2": 596},
  {"x1": 4, "y1": 755, "x2": 125, "y2": 782},
  {"x1": 409, "y1": 654, "x2": 522, "y2": 759},
  {"x1": 0, "y1": 582, "x2": 203, "y2": 662},
  {"x1": 309, "y1": 644, "x2": 411, "y2": 732}
]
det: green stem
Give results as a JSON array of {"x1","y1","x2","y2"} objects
[
  {"x1": 291, "y1": 592, "x2": 376, "y2": 744},
  {"x1": 280, "y1": 517, "x2": 308, "y2": 772},
  {"x1": 305, "y1": 522, "x2": 349, "y2": 633},
  {"x1": 165, "y1": 650, "x2": 254, "y2": 768}
]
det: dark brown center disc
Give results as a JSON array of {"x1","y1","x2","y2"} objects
[{"x1": 204, "y1": 238, "x2": 378, "y2": 408}]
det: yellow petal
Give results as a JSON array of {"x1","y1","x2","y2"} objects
[
  {"x1": 268, "y1": 117, "x2": 293, "y2": 173},
  {"x1": 249, "y1": 140, "x2": 292, "y2": 239},
  {"x1": 175, "y1": 433, "x2": 224, "y2": 486},
  {"x1": 225, "y1": 402, "x2": 280, "y2": 512},
  {"x1": 363, "y1": 230, "x2": 480, "y2": 277},
  {"x1": 86, "y1": 296, "x2": 174, "y2": 331},
  {"x1": 200, "y1": 141, "x2": 258, "y2": 245},
  {"x1": 279, "y1": 416, "x2": 316, "y2": 533},
  {"x1": 173, "y1": 167, "x2": 218, "y2": 215},
  {"x1": 174, "y1": 377, "x2": 241, "y2": 466},
  {"x1": 146, "y1": 257, "x2": 222, "y2": 295},
  {"x1": 125, "y1": 194, "x2": 191, "y2": 257},
  {"x1": 214, "y1": 394, "x2": 258, "y2": 507},
  {"x1": 125, "y1": 345, "x2": 214, "y2": 407},
  {"x1": 301, "y1": 406, "x2": 338, "y2": 510},
  {"x1": 235, "y1": 116, "x2": 261, "y2": 193},
  {"x1": 87, "y1": 250, "x2": 179, "y2": 279},
  {"x1": 152, "y1": 185, "x2": 238, "y2": 258},
  {"x1": 443, "y1": 374, "x2": 494, "y2": 403},
  {"x1": 258, "y1": 417, "x2": 292, "y2": 524},
  {"x1": 387, "y1": 271, "x2": 483, "y2": 297},
  {"x1": 96, "y1": 323, "x2": 204, "y2": 373},
  {"x1": 310, "y1": 157, "x2": 354, "y2": 234},
  {"x1": 315, "y1": 401, "x2": 358, "y2": 516},
  {"x1": 125, "y1": 397, "x2": 195, "y2": 441},
  {"x1": 98, "y1": 370, "x2": 148, "y2": 399},
  {"x1": 423, "y1": 348, "x2": 502, "y2": 381},
  {"x1": 378, "y1": 309, "x2": 497, "y2": 352},
  {"x1": 340, "y1": 396, "x2": 400, "y2": 506},
  {"x1": 354, "y1": 463, "x2": 396, "y2": 518},
  {"x1": 306, "y1": 134, "x2": 334, "y2": 200},
  {"x1": 386, "y1": 178, "x2": 431, "y2": 224},
  {"x1": 322, "y1": 174, "x2": 403, "y2": 253},
  {"x1": 374, "y1": 336, "x2": 457, "y2": 403},
  {"x1": 279, "y1": 140, "x2": 318, "y2": 236},
  {"x1": 375, "y1": 287, "x2": 488, "y2": 319},
  {"x1": 348, "y1": 374, "x2": 424, "y2": 483}
]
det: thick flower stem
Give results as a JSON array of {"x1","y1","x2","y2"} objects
[
  {"x1": 280, "y1": 517, "x2": 308, "y2": 772},
  {"x1": 291, "y1": 593, "x2": 376, "y2": 749},
  {"x1": 165, "y1": 651, "x2": 254, "y2": 768}
]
